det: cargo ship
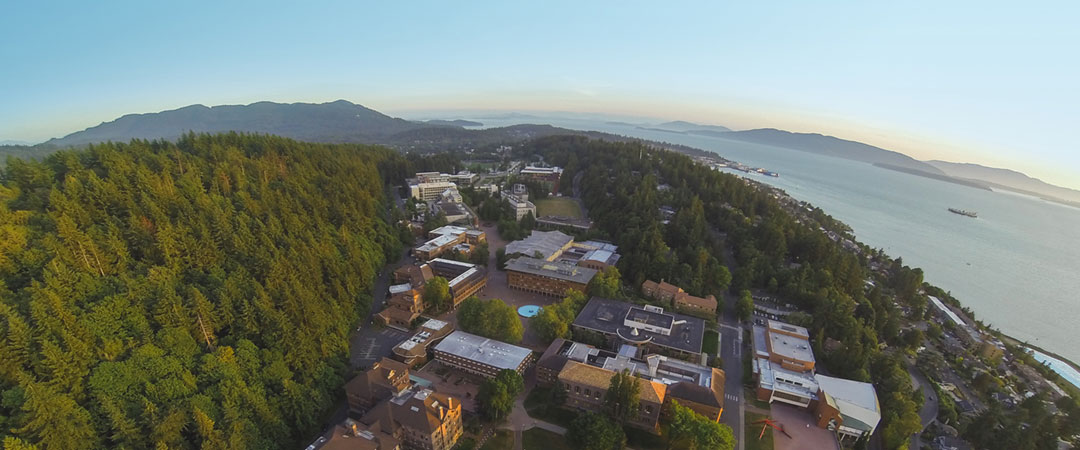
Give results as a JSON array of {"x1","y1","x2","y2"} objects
[{"x1": 948, "y1": 208, "x2": 977, "y2": 218}]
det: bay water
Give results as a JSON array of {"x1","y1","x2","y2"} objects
[{"x1": 467, "y1": 117, "x2": 1080, "y2": 376}]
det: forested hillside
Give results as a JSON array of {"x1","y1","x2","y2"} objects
[{"x1": 0, "y1": 134, "x2": 403, "y2": 449}]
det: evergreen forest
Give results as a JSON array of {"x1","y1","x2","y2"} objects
[{"x1": 0, "y1": 134, "x2": 404, "y2": 449}]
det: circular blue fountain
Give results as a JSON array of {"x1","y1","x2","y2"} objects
[{"x1": 517, "y1": 305, "x2": 541, "y2": 318}]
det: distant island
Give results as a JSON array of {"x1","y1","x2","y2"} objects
[{"x1": 421, "y1": 119, "x2": 483, "y2": 127}]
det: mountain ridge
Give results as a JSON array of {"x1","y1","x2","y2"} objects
[{"x1": 8, "y1": 100, "x2": 1077, "y2": 207}]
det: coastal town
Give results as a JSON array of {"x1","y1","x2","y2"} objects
[{"x1": 306, "y1": 143, "x2": 1080, "y2": 450}]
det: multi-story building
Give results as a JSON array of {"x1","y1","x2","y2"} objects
[
  {"x1": 393, "y1": 319, "x2": 453, "y2": 368},
  {"x1": 410, "y1": 181, "x2": 458, "y2": 203},
  {"x1": 341, "y1": 360, "x2": 464, "y2": 450},
  {"x1": 537, "y1": 338, "x2": 726, "y2": 424},
  {"x1": 641, "y1": 280, "x2": 684, "y2": 303},
  {"x1": 559, "y1": 360, "x2": 665, "y2": 431},
  {"x1": 504, "y1": 230, "x2": 573, "y2": 261},
  {"x1": 428, "y1": 259, "x2": 486, "y2": 309},
  {"x1": 641, "y1": 280, "x2": 717, "y2": 316},
  {"x1": 571, "y1": 297, "x2": 705, "y2": 360},
  {"x1": 757, "y1": 319, "x2": 816, "y2": 373},
  {"x1": 361, "y1": 386, "x2": 463, "y2": 450},
  {"x1": 505, "y1": 256, "x2": 596, "y2": 297},
  {"x1": 415, "y1": 226, "x2": 485, "y2": 261},
  {"x1": 751, "y1": 319, "x2": 881, "y2": 442},
  {"x1": 501, "y1": 184, "x2": 536, "y2": 220},
  {"x1": 432, "y1": 331, "x2": 534, "y2": 378},
  {"x1": 556, "y1": 240, "x2": 620, "y2": 271},
  {"x1": 346, "y1": 358, "x2": 412, "y2": 416},
  {"x1": 519, "y1": 166, "x2": 563, "y2": 194},
  {"x1": 314, "y1": 417, "x2": 401, "y2": 450},
  {"x1": 378, "y1": 289, "x2": 424, "y2": 330}
]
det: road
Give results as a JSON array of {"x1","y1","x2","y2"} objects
[
  {"x1": 718, "y1": 290, "x2": 747, "y2": 450},
  {"x1": 907, "y1": 365, "x2": 939, "y2": 449}
]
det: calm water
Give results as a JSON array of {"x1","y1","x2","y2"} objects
[{"x1": 469, "y1": 117, "x2": 1080, "y2": 369}]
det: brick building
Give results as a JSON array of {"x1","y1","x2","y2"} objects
[
  {"x1": 431, "y1": 331, "x2": 534, "y2": 378},
  {"x1": 505, "y1": 256, "x2": 596, "y2": 297}
]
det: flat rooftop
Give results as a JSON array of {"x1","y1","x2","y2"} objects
[
  {"x1": 625, "y1": 307, "x2": 675, "y2": 329},
  {"x1": 573, "y1": 297, "x2": 704, "y2": 354},
  {"x1": 505, "y1": 256, "x2": 597, "y2": 285},
  {"x1": 417, "y1": 234, "x2": 460, "y2": 252},
  {"x1": 433, "y1": 331, "x2": 532, "y2": 371},
  {"x1": 504, "y1": 230, "x2": 573, "y2": 260},
  {"x1": 767, "y1": 319, "x2": 810, "y2": 338},
  {"x1": 757, "y1": 359, "x2": 819, "y2": 398},
  {"x1": 429, "y1": 225, "x2": 469, "y2": 237},
  {"x1": 768, "y1": 328, "x2": 815, "y2": 364}
]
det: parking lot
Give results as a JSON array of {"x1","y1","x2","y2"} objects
[{"x1": 349, "y1": 326, "x2": 410, "y2": 370}]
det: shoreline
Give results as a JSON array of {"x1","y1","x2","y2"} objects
[{"x1": 1000, "y1": 334, "x2": 1080, "y2": 389}]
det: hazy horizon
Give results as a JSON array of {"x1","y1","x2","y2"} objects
[{"x1": 3, "y1": 1, "x2": 1078, "y2": 189}]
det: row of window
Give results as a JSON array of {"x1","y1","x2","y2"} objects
[{"x1": 565, "y1": 383, "x2": 654, "y2": 414}]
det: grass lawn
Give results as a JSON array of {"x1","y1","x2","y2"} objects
[
  {"x1": 522, "y1": 428, "x2": 572, "y2": 450},
  {"x1": 745, "y1": 412, "x2": 774, "y2": 450},
  {"x1": 703, "y1": 330, "x2": 719, "y2": 355},
  {"x1": 524, "y1": 386, "x2": 578, "y2": 428},
  {"x1": 480, "y1": 429, "x2": 514, "y2": 450},
  {"x1": 744, "y1": 388, "x2": 772, "y2": 410},
  {"x1": 534, "y1": 197, "x2": 583, "y2": 218},
  {"x1": 623, "y1": 425, "x2": 669, "y2": 450}
]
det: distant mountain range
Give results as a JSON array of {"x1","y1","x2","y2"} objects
[
  {"x1": 717, "y1": 128, "x2": 945, "y2": 174},
  {"x1": 927, "y1": 160, "x2": 1080, "y2": 205},
  {"x1": 421, "y1": 119, "x2": 483, "y2": 127},
  {"x1": 42, "y1": 100, "x2": 432, "y2": 147},
  {"x1": 4, "y1": 100, "x2": 1076, "y2": 208}
]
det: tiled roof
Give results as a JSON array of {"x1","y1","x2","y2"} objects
[
  {"x1": 675, "y1": 293, "x2": 717, "y2": 310},
  {"x1": 558, "y1": 361, "x2": 666, "y2": 404}
]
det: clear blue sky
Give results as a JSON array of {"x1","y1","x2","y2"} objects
[{"x1": 2, "y1": 1, "x2": 1078, "y2": 188}]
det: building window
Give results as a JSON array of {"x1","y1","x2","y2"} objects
[
  {"x1": 575, "y1": 386, "x2": 580, "y2": 394},
  {"x1": 645, "y1": 405, "x2": 652, "y2": 414},
  {"x1": 584, "y1": 389, "x2": 590, "y2": 397}
]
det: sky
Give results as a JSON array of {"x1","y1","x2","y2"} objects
[{"x1": 2, "y1": 1, "x2": 1078, "y2": 189}]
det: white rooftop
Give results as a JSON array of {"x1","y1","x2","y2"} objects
[
  {"x1": 429, "y1": 225, "x2": 470, "y2": 237},
  {"x1": 929, "y1": 296, "x2": 966, "y2": 327},
  {"x1": 423, "y1": 319, "x2": 449, "y2": 331},
  {"x1": 766, "y1": 320, "x2": 815, "y2": 364},
  {"x1": 433, "y1": 331, "x2": 532, "y2": 371},
  {"x1": 815, "y1": 374, "x2": 881, "y2": 433},
  {"x1": 417, "y1": 234, "x2": 460, "y2": 253},
  {"x1": 505, "y1": 230, "x2": 573, "y2": 260}
]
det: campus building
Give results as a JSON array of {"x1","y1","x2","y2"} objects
[
  {"x1": 641, "y1": 280, "x2": 717, "y2": 315},
  {"x1": 501, "y1": 183, "x2": 536, "y2": 220},
  {"x1": 537, "y1": 338, "x2": 726, "y2": 431},
  {"x1": 751, "y1": 319, "x2": 881, "y2": 441},
  {"x1": 518, "y1": 166, "x2": 563, "y2": 194},
  {"x1": 504, "y1": 230, "x2": 574, "y2": 261},
  {"x1": 378, "y1": 289, "x2": 424, "y2": 330},
  {"x1": 316, "y1": 417, "x2": 401, "y2": 450},
  {"x1": 414, "y1": 226, "x2": 485, "y2": 261},
  {"x1": 571, "y1": 297, "x2": 706, "y2": 360},
  {"x1": 409, "y1": 180, "x2": 458, "y2": 203},
  {"x1": 557, "y1": 240, "x2": 620, "y2": 271},
  {"x1": 428, "y1": 259, "x2": 486, "y2": 309},
  {"x1": 393, "y1": 319, "x2": 454, "y2": 368},
  {"x1": 431, "y1": 331, "x2": 534, "y2": 378},
  {"x1": 505, "y1": 256, "x2": 597, "y2": 297},
  {"x1": 346, "y1": 358, "x2": 412, "y2": 416},
  {"x1": 341, "y1": 360, "x2": 463, "y2": 450}
]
